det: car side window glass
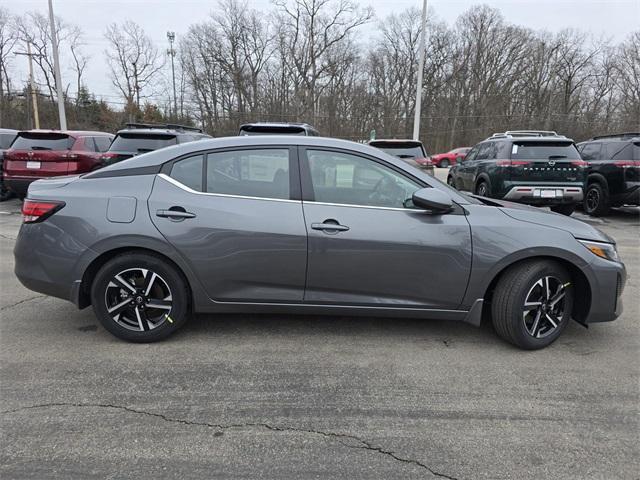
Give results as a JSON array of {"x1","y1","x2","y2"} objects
[
  {"x1": 206, "y1": 149, "x2": 290, "y2": 200},
  {"x1": 475, "y1": 143, "x2": 490, "y2": 160},
  {"x1": 465, "y1": 146, "x2": 479, "y2": 161},
  {"x1": 170, "y1": 154, "x2": 204, "y2": 192},
  {"x1": 81, "y1": 137, "x2": 97, "y2": 152},
  {"x1": 606, "y1": 142, "x2": 632, "y2": 160},
  {"x1": 580, "y1": 143, "x2": 601, "y2": 161},
  {"x1": 94, "y1": 136, "x2": 112, "y2": 152},
  {"x1": 306, "y1": 150, "x2": 421, "y2": 209}
]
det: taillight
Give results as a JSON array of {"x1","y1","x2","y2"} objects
[
  {"x1": 21, "y1": 199, "x2": 65, "y2": 223},
  {"x1": 497, "y1": 160, "x2": 530, "y2": 166},
  {"x1": 101, "y1": 152, "x2": 119, "y2": 161},
  {"x1": 614, "y1": 160, "x2": 640, "y2": 168},
  {"x1": 571, "y1": 160, "x2": 588, "y2": 167}
]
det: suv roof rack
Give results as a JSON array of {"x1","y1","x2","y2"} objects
[
  {"x1": 124, "y1": 122, "x2": 203, "y2": 133},
  {"x1": 591, "y1": 132, "x2": 640, "y2": 140},
  {"x1": 489, "y1": 130, "x2": 564, "y2": 140}
]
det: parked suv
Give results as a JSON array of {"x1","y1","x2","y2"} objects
[
  {"x1": 368, "y1": 139, "x2": 435, "y2": 176},
  {"x1": 0, "y1": 128, "x2": 18, "y2": 201},
  {"x1": 576, "y1": 133, "x2": 640, "y2": 216},
  {"x1": 101, "y1": 123, "x2": 210, "y2": 166},
  {"x1": 239, "y1": 122, "x2": 320, "y2": 136},
  {"x1": 4, "y1": 130, "x2": 114, "y2": 198},
  {"x1": 447, "y1": 131, "x2": 587, "y2": 215},
  {"x1": 430, "y1": 147, "x2": 470, "y2": 168}
]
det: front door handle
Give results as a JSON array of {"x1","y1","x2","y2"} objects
[
  {"x1": 311, "y1": 219, "x2": 350, "y2": 233},
  {"x1": 156, "y1": 207, "x2": 196, "y2": 220}
]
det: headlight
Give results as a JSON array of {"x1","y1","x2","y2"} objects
[{"x1": 578, "y1": 239, "x2": 619, "y2": 262}]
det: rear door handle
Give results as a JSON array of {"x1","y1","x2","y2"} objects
[
  {"x1": 311, "y1": 220, "x2": 350, "y2": 233},
  {"x1": 156, "y1": 207, "x2": 196, "y2": 220}
]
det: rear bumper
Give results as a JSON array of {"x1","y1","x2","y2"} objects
[
  {"x1": 4, "y1": 177, "x2": 36, "y2": 197},
  {"x1": 503, "y1": 185, "x2": 583, "y2": 204}
]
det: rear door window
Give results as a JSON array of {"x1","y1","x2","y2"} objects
[
  {"x1": 580, "y1": 142, "x2": 602, "y2": 161},
  {"x1": 511, "y1": 142, "x2": 581, "y2": 160},
  {"x1": 109, "y1": 134, "x2": 177, "y2": 152},
  {"x1": 604, "y1": 142, "x2": 633, "y2": 160},
  {"x1": 205, "y1": 149, "x2": 290, "y2": 200},
  {"x1": 170, "y1": 154, "x2": 204, "y2": 192},
  {"x1": 81, "y1": 137, "x2": 97, "y2": 152},
  {"x1": 11, "y1": 133, "x2": 74, "y2": 151}
]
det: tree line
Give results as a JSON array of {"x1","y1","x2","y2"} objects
[{"x1": 1, "y1": 0, "x2": 638, "y2": 152}]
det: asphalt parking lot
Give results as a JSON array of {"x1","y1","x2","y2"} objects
[{"x1": 1, "y1": 171, "x2": 638, "y2": 479}]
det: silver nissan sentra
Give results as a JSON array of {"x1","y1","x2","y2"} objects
[{"x1": 14, "y1": 136, "x2": 625, "y2": 349}]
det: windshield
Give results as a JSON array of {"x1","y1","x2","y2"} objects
[
  {"x1": 11, "y1": 132, "x2": 74, "y2": 151},
  {"x1": 109, "y1": 133, "x2": 177, "y2": 152},
  {"x1": 511, "y1": 142, "x2": 580, "y2": 160},
  {"x1": 374, "y1": 145, "x2": 426, "y2": 158}
]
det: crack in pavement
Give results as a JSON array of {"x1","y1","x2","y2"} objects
[
  {"x1": 0, "y1": 233, "x2": 17, "y2": 240},
  {"x1": 0, "y1": 295, "x2": 46, "y2": 312},
  {"x1": 1, "y1": 402, "x2": 457, "y2": 479}
]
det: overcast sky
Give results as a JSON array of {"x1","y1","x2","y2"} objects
[{"x1": 5, "y1": 0, "x2": 640, "y2": 105}]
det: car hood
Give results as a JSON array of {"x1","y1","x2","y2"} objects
[{"x1": 487, "y1": 198, "x2": 614, "y2": 243}]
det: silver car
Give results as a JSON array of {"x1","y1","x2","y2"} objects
[{"x1": 14, "y1": 136, "x2": 625, "y2": 349}]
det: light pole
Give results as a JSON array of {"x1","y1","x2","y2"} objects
[
  {"x1": 167, "y1": 31, "x2": 177, "y2": 120},
  {"x1": 412, "y1": 0, "x2": 428, "y2": 141},
  {"x1": 48, "y1": 0, "x2": 67, "y2": 130},
  {"x1": 15, "y1": 42, "x2": 41, "y2": 129}
]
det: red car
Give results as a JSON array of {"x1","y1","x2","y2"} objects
[
  {"x1": 430, "y1": 147, "x2": 471, "y2": 167},
  {"x1": 3, "y1": 130, "x2": 114, "y2": 198}
]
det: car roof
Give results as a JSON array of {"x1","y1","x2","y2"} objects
[
  {"x1": 369, "y1": 139, "x2": 423, "y2": 145},
  {"x1": 115, "y1": 128, "x2": 185, "y2": 136},
  {"x1": 85, "y1": 135, "x2": 472, "y2": 204},
  {"x1": 17, "y1": 129, "x2": 112, "y2": 137},
  {"x1": 581, "y1": 133, "x2": 639, "y2": 142},
  {"x1": 484, "y1": 136, "x2": 575, "y2": 143},
  {"x1": 240, "y1": 122, "x2": 314, "y2": 128},
  {"x1": 0, "y1": 128, "x2": 19, "y2": 134}
]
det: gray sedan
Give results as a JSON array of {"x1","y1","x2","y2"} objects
[{"x1": 14, "y1": 136, "x2": 625, "y2": 349}]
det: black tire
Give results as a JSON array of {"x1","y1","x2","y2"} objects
[
  {"x1": 447, "y1": 176, "x2": 456, "y2": 188},
  {"x1": 491, "y1": 260, "x2": 573, "y2": 350},
  {"x1": 550, "y1": 204, "x2": 576, "y2": 216},
  {"x1": 440, "y1": 159, "x2": 450, "y2": 168},
  {"x1": 584, "y1": 182, "x2": 610, "y2": 217},
  {"x1": 91, "y1": 252, "x2": 190, "y2": 342},
  {"x1": 0, "y1": 182, "x2": 13, "y2": 202},
  {"x1": 475, "y1": 180, "x2": 489, "y2": 197}
]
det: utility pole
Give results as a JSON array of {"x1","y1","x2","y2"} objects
[
  {"x1": 412, "y1": 0, "x2": 428, "y2": 141},
  {"x1": 167, "y1": 31, "x2": 177, "y2": 120},
  {"x1": 48, "y1": 0, "x2": 67, "y2": 130},
  {"x1": 15, "y1": 42, "x2": 41, "y2": 129}
]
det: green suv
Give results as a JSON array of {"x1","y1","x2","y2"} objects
[{"x1": 447, "y1": 131, "x2": 587, "y2": 215}]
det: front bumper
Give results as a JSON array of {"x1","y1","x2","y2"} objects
[
  {"x1": 503, "y1": 185, "x2": 583, "y2": 204},
  {"x1": 582, "y1": 256, "x2": 626, "y2": 323}
]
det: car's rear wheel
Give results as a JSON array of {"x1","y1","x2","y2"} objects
[
  {"x1": 440, "y1": 159, "x2": 450, "y2": 168},
  {"x1": 550, "y1": 204, "x2": 575, "y2": 216},
  {"x1": 447, "y1": 175, "x2": 456, "y2": 188},
  {"x1": 584, "y1": 182, "x2": 610, "y2": 217},
  {"x1": 0, "y1": 182, "x2": 13, "y2": 202},
  {"x1": 491, "y1": 260, "x2": 573, "y2": 350},
  {"x1": 91, "y1": 253, "x2": 190, "y2": 342}
]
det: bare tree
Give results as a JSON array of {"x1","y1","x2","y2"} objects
[
  {"x1": 104, "y1": 21, "x2": 165, "y2": 117},
  {"x1": 0, "y1": 7, "x2": 18, "y2": 126}
]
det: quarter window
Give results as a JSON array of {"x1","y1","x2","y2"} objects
[
  {"x1": 206, "y1": 149, "x2": 290, "y2": 200},
  {"x1": 306, "y1": 150, "x2": 421, "y2": 208},
  {"x1": 577, "y1": 142, "x2": 601, "y2": 161},
  {"x1": 170, "y1": 154, "x2": 204, "y2": 192}
]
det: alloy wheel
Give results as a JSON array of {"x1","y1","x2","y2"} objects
[
  {"x1": 104, "y1": 268, "x2": 173, "y2": 332},
  {"x1": 522, "y1": 276, "x2": 567, "y2": 338},
  {"x1": 477, "y1": 182, "x2": 488, "y2": 196}
]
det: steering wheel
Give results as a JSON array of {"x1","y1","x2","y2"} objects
[{"x1": 368, "y1": 175, "x2": 405, "y2": 206}]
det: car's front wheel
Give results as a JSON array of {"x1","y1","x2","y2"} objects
[
  {"x1": 475, "y1": 180, "x2": 489, "y2": 197},
  {"x1": 447, "y1": 175, "x2": 456, "y2": 188},
  {"x1": 491, "y1": 260, "x2": 573, "y2": 349},
  {"x1": 91, "y1": 252, "x2": 190, "y2": 342}
]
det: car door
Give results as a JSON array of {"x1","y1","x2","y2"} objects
[
  {"x1": 299, "y1": 147, "x2": 472, "y2": 309},
  {"x1": 457, "y1": 145, "x2": 479, "y2": 190},
  {"x1": 149, "y1": 146, "x2": 308, "y2": 303}
]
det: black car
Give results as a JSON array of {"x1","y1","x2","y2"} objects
[
  {"x1": 576, "y1": 133, "x2": 640, "y2": 216},
  {"x1": 239, "y1": 122, "x2": 320, "y2": 136},
  {"x1": 102, "y1": 123, "x2": 210, "y2": 165},
  {"x1": 0, "y1": 128, "x2": 18, "y2": 201},
  {"x1": 368, "y1": 139, "x2": 435, "y2": 176},
  {"x1": 447, "y1": 131, "x2": 587, "y2": 215}
]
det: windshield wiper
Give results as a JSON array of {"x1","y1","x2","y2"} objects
[{"x1": 31, "y1": 146, "x2": 52, "y2": 150}]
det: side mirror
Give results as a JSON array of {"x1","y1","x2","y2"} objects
[{"x1": 412, "y1": 188, "x2": 454, "y2": 213}]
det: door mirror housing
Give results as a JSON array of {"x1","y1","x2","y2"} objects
[{"x1": 412, "y1": 188, "x2": 454, "y2": 213}]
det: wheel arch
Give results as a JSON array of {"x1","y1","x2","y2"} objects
[
  {"x1": 481, "y1": 255, "x2": 591, "y2": 325},
  {"x1": 77, "y1": 246, "x2": 194, "y2": 310},
  {"x1": 587, "y1": 172, "x2": 609, "y2": 189}
]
